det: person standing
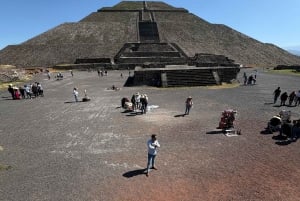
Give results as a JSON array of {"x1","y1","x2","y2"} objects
[
  {"x1": 146, "y1": 134, "x2": 160, "y2": 177},
  {"x1": 47, "y1": 72, "x2": 51, "y2": 80},
  {"x1": 73, "y1": 87, "x2": 79, "y2": 102},
  {"x1": 185, "y1": 96, "x2": 193, "y2": 115},
  {"x1": 273, "y1": 87, "x2": 281, "y2": 104},
  {"x1": 25, "y1": 84, "x2": 32, "y2": 99},
  {"x1": 243, "y1": 72, "x2": 247, "y2": 85},
  {"x1": 141, "y1": 94, "x2": 148, "y2": 114},
  {"x1": 7, "y1": 84, "x2": 15, "y2": 99},
  {"x1": 288, "y1": 91, "x2": 296, "y2": 106},
  {"x1": 70, "y1": 70, "x2": 74, "y2": 77},
  {"x1": 280, "y1": 92, "x2": 288, "y2": 106},
  {"x1": 19, "y1": 86, "x2": 25, "y2": 99}
]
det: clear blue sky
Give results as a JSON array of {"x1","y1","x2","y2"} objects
[{"x1": 1, "y1": 0, "x2": 300, "y2": 50}]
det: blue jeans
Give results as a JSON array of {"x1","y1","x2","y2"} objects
[
  {"x1": 147, "y1": 154, "x2": 156, "y2": 172},
  {"x1": 185, "y1": 105, "x2": 191, "y2": 115}
]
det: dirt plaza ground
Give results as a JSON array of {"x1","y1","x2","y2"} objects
[{"x1": 0, "y1": 68, "x2": 300, "y2": 201}]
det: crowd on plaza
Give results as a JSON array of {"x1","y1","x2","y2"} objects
[
  {"x1": 4, "y1": 68, "x2": 300, "y2": 179},
  {"x1": 243, "y1": 71, "x2": 257, "y2": 85},
  {"x1": 7, "y1": 82, "x2": 44, "y2": 100}
]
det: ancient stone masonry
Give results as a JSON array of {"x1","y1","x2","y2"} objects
[{"x1": 1, "y1": 1, "x2": 299, "y2": 86}]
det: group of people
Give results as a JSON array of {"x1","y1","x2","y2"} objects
[
  {"x1": 267, "y1": 110, "x2": 300, "y2": 142},
  {"x1": 7, "y1": 82, "x2": 44, "y2": 100},
  {"x1": 97, "y1": 69, "x2": 107, "y2": 77},
  {"x1": 243, "y1": 71, "x2": 257, "y2": 85},
  {"x1": 131, "y1": 92, "x2": 149, "y2": 114},
  {"x1": 265, "y1": 86, "x2": 300, "y2": 142},
  {"x1": 273, "y1": 87, "x2": 300, "y2": 106},
  {"x1": 121, "y1": 92, "x2": 149, "y2": 114}
]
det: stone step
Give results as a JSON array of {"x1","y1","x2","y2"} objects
[
  {"x1": 166, "y1": 70, "x2": 217, "y2": 86},
  {"x1": 121, "y1": 51, "x2": 181, "y2": 57},
  {"x1": 115, "y1": 57, "x2": 186, "y2": 64}
]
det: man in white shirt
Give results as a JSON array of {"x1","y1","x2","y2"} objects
[
  {"x1": 73, "y1": 87, "x2": 79, "y2": 102},
  {"x1": 146, "y1": 134, "x2": 160, "y2": 177}
]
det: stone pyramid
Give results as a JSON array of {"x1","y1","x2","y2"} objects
[{"x1": 0, "y1": 1, "x2": 300, "y2": 68}]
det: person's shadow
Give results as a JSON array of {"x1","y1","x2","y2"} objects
[
  {"x1": 123, "y1": 168, "x2": 147, "y2": 178},
  {"x1": 174, "y1": 113, "x2": 186, "y2": 117},
  {"x1": 64, "y1": 100, "x2": 83, "y2": 104}
]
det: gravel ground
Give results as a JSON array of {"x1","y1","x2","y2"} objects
[{"x1": 0, "y1": 68, "x2": 300, "y2": 201}]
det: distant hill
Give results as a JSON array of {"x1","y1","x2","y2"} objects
[
  {"x1": 285, "y1": 46, "x2": 300, "y2": 56},
  {"x1": 290, "y1": 50, "x2": 300, "y2": 56},
  {"x1": 1, "y1": 1, "x2": 300, "y2": 68}
]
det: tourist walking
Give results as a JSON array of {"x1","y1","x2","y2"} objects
[
  {"x1": 146, "y1": 134, "x2": 160, "y2": 177},
  {"x1": 73, "y1": 87, "x2": 79, "y2": 102},
  {"x1": 25, "y1": 85, "x2": 32, "y2": 99},
  {"x1": 288, "y1": 91, "x2": 296, "y2": 106},
  {"x1": 185, "y1": 96, "x2": 193, "y2": 115},
  {"x1": 273, "y1": 87, "x2": 281, "y2": 104},
  {"x1": 280, "y1": 92, "x2": 288, "y2": 106},
  {"x1": 7, "y1": 84, "x2": 15, "y2": 99}
]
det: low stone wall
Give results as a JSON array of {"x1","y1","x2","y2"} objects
[
  {"x1": 274, "y1": 65, "x2": 300, "y2": 70},
  {"x1": 121, "y1": 51, "x2": 181, "y2": 57},
  {"x1": 53, "y1": 63, "x2": 113, "y2": 70},
  {"x1": 188, "y1": 53, "x2": 239, "y2": 67},
  {"x1": 133, "y1": 66, "x2": 240, "y2": 87}
]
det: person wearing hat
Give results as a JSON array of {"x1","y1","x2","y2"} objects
[
  {"x1": 185, "y1": 96, "x2": 193, "y2": 115},
  {"x1": 146, "y1": 134, "x2": 160, "y2": 177}
]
